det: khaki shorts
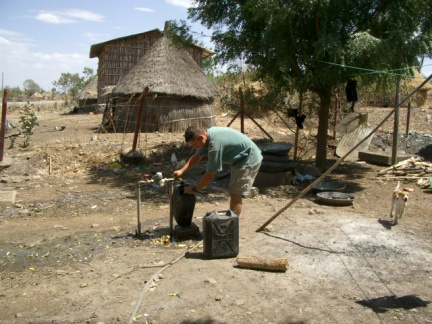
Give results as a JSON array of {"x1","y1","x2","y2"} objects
[{"x1": 229, "y1": 162, "x2": 261, "y2": 196}]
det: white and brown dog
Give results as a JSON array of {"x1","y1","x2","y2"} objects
[{"x1": 389, "y1": 182, "x2": 412, "y2": 225}]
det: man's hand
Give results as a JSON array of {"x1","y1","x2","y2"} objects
[{"x1": 172, "y1": 169, "x2": 183, "y2": 179}]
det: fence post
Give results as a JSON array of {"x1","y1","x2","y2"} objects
[{"x1": 1, "y1": 89, "x2": 9, "y2": 162}]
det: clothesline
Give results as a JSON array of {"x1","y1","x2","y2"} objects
[{"x1": 320, "y1": 61, "x2": 431, "y2": 78}]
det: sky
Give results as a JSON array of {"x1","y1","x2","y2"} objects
[
  {"x1": 1, "y1": 1, "x2": 432, "y2": 92},
  {"x1": 0, "y1": 0, "x2": 213, "y2": 91}
]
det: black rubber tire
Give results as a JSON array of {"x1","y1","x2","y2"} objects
[
  {"x1": 259, "y1": 161, "x2": 298, "y2": 173},
  {"x1": 262, "y1": 154, "x2": 291, "y2": 163}
]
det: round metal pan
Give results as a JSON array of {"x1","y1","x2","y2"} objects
[
  {"x1": 259, "y1": 142, "x2": 293, "y2": 156},
  {"x1": 316, "y1": 192, "x2": 356, "y2": 206}
]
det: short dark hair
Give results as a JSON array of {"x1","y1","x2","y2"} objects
[{"x1": 184, "y1": 126, "x2": 205, "y2": 142}]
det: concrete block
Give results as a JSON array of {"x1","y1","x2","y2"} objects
[
  {"x1": 358, "y1": 151, "x2": 416, "y2": 166},
  {"x1": 0, "y1": 190, "x2": 16, "y2": 206}
]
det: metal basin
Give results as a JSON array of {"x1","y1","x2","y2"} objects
[
  {"x1": 312, "y1": 181, "x2": 346, "y2": 193},
  {"x1": 316, "y1": 192, "x2": 356, "y2": 206},
  {"x1": 259, "y1": 142, "x2": 293, "y2": 156}
]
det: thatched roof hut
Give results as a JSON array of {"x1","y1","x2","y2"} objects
[
  {"x1": 31, "y1": 92, "x2": 43, "y2": 100},
  {"x1": 108, "y1": 35, "x2": 218, "y2": 133},
  {"x1": 406, "y1": 69, "x2": 432, "y2": 108},
  {"x1": 77, "y1": 77, "x2": 98, "y2": 108},
  {"x1": 90, "y1": 26, "x2": 213, "y2": 105}
]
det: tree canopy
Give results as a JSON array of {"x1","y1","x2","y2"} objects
[
  {"x1": 187, "y1": 0, "x2": 432, "y2": 169},
  {"x1": 23, "y1": 79, "x2": 42, "y2": 97},
  {"x1": 52, "y1": 67, "x2": 95, "y2": 98}
]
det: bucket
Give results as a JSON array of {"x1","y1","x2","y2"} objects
[
  {"x1": 172, "y1": 183, "x2": 196, "y2": 227},
  {"x1": 203, "y1": 210, "x2": 239, "y2": 259}
]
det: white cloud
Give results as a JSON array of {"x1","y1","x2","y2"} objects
[
  {"x1": 0, "y1": 36, "x2": 11, "y2": 45},
  {"x1": 165, "y1": 0, "x2": 194, "y2": 8},
  {"x1": 35, "y1": 9, "x2": 104, "y2": 24},
  {"x1": 61, "y1": 9, "x2": 104, "y2": 22},
  {"x1": 36, "y1": 12, "x2": 75, "y2": 24},
  {"x1": 0, "y1": 29, "x2": 23, "y2": 37},
  {"x1": 135, "y1": 7, "x2": 154, "y2": 12}
]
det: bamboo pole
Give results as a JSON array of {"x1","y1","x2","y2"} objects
[{"x1": 256, "y1": 73, "x2": 432, "y2": 232}]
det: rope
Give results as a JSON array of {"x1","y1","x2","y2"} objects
[{"x1": 319, "y1": 61, "x2": 430, "y2": 78}]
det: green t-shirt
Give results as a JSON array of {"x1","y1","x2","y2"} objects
[{"x1": 196, "y1": 127, "x2": 263, "y2": 173}]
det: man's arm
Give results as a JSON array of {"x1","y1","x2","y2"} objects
[
  {"x1": 173, "y1": 153, "x2": 203, "y2": 178},
  {"x1": 183, "y1": 171, "x2": 216, "y2": 194}
]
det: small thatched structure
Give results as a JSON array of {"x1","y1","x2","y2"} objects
[
  {"x1": 406, "y1": 69, "x2": 432, "y2": 108},
  {"x1": 31, "y1": 92, "x2": 43, "y2": 100},
  {"x1": 77, "y1": 77, "x2": 98, "y2": 108},
  {"x1": 108, "y1": 35, "x2": 218, "y2": 133}
]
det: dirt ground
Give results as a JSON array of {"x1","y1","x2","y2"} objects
[{"x1": 1, "y1": 102, "x2": 432, "y2": 324}]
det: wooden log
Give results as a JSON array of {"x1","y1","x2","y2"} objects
[
  {"x1": 378, "y1": 157, "x2": 423, "y2": 175},
  {"x1": 236, "y1": 256, "x2": 289, "y2": 272},
  {"x1": 377, "y1": 176, "x2": 430, "y2": 179}
]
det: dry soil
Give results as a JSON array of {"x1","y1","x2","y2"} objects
[{"x1": 0, "y1": 103, "x2": 432, "y2": 324}]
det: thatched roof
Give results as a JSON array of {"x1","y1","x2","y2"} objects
[
  {"x1": 77, "y1": 77, "x2": 98, "y2": 99},
  {"x1": 406, "y1": 69, "x2": 432, "y2": 90},
  {"x1": 89, "y1": 29, "x2": 214, "y2": 59},
  {"x1": 112, "y1": 36, "x2": 218, "y2": 100}
]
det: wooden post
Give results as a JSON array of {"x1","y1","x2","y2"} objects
[
  {"x1": 132, "y1": 87, "x2": 149, "y2": 152},
  {"x1": 333, "y1": 93, "x2": 339, "y2": 140},
  {"x1": 239, "y1": 87, "x2": 245, "y2": 134},
  {"x1": 226, "y1": 111, "x2": 241, "y2": 127},
  {"x1": 406, "y1": 101, "x2": 411, "y2": 136},
  {"x1": 226, "y1": 87, "x2": 272, "y2": 140},
  {"x1": 293, "y1": 126, "x2": 299, "y2": 161},
  {"x1": 0, "y1": 89, "x2": 9, "y2": 162},
  {"x1": 391, "y1": 77, "x2": 401, "y2": 165},
  {"x1": 243, "y1": 111, "x2": 273, "y2": 140}
]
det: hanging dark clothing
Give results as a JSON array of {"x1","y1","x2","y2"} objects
[{"x1": 346, "y1": 80, "x2": 358, "y2": 102}]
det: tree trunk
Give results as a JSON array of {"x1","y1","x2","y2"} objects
[{"x1": 315, "y1": 89, "x2": 332, "y2": 171}]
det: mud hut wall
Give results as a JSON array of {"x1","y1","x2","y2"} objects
[
  {"x1": 146, "y1": 96, "x2": 216, "y2": 132},
  {"x1": 186, "y1": 47, "x2": 203, "y2": 67},
  {"x1": 112, "y1": 95, "x2": 215, "y2": 133}
]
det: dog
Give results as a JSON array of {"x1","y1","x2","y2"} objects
[{"x1": 389, "y1": 182, "x2": 411, "y2": 225}]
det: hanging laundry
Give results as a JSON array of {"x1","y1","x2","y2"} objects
[
  {"x1": 286, "y1": 108, "x2": 306, "y2": 129},
  {"x1": 295, "y1": 114, "x2": 306, "y2": 129},
  {"x1": 346, "y1": 79, "x2": 358, "y2": 102}
]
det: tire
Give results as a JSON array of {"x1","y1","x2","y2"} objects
[
  {"x1": 259, "y1": 161, "x2": 298, "y2": 173},
  {"x1": 262, "y1": 154, "x2": 291, "y2": 163}
]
